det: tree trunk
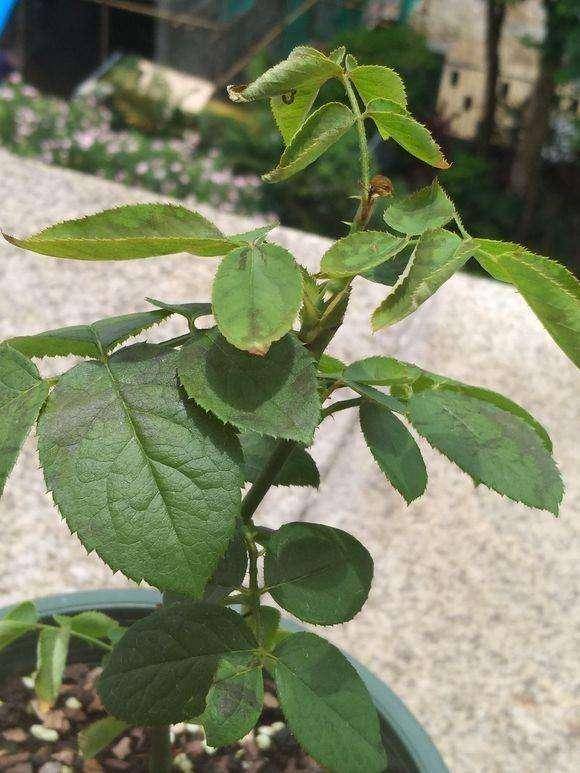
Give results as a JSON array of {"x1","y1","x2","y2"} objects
[
  {"x1": 479, "y1": 0, "x2": 507, "y2": 155},
  {"x1": 511, "y1": 0, "x2": 569, "y2": 239}
]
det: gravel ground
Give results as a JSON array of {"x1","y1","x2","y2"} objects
[{"x1": 0, "y1": 150, "x2": 578, "y2": 773}]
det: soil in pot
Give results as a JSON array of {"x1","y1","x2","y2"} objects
[{"x1": 0, "y1": 664, "x2": 322, "y2": 772}]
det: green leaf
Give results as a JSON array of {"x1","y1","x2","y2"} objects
[
  {"x1": 473, "y1": 239, "x2": 580, "y2": 368},
  {"x1": 193, "y1": 652, "x2": 263, "y2": 748},
  {"x1": 146, "y1": 298, "x2": 212, "y2": 326},
  {"x1": 263, "y1": 103, "x2": 356, "y2": 183},
  {"x1": 366, "y1": 108, "x2": 450, "y2": 169},
  {"x1": 38, "y1": 344, "x2": 243, "y2": 595},
  {"x1": 228, "y1": 224, "x2": 277, "y2": 246},
  {"x1": 408, "y1": 390, "x2": 563, "y2": 514},
  {"x1": 247, "y1": 605, "x2": 281, "y2": 650},
  {"x1": 360, "y1": 401, "x2": 427, "y2": 504},
  {"x1": 99, "y1": 601, "x2": 258, "y2": 725},
  {"x1": 212, "y1": 241, "x2": 302, "y2": 354},
  {"x1": 178, "y1": 329, "x2": 320, "y2": 444},
  {"x1": 320, "y1": 231, "x2": 408, "y2": 278},
  {"x1": 3, "y1": 204, "x2": 236, "y2": 260},
  {"x1": 79, "y1": 717, "x2": 129, "y2": 760},
  {"x1": 35, "y1": 625, "x2": 70, "y2": 705},
  {"x1": 317, "y1": 354, "x2": 346, "y2": 380},
  {"x1": 240, "y1": 432, "x2": 319, "y2": 488},
  {"x1": 384, "y1": 180, "x2": 455, "y2": 235},
  {"x1": 271, "y1": 86, "x2": 320, "y2": 145},
  {"x1": 53, "y1": 611, "x2": 121, "y2": 641},
  {"x1": 0, "y1": 344, "x2": 49, "y2": 496},
  {"x1": 264, "y1": 523, "x2": 373, "y2": 625},
  {"x1": 6, "y1": 309, "x2": 173, "y2": 359},
  {"x1": 350, "y1": 64, "x2": 407, "y2": 107},
  {"x1": 227, "y1": 46, "x2": 341, "y2": 103},
  {"x1": 347, "y1": 383, "x2": 406, "y2": 414},
  {"x1": 346, "y1": 356, "x2": 553, "y2": 451},
  {"x1": 273, "y1": 632, "x2": 387, "y2": 772},
  {"x1": 361, "y1": 246, "x2": 412, "y2": 287},
  {"x1": 372, "y1": 230, "x2": 472, "y2": 331},
  {"x1": 0, "y1": 601, "x2": 39, "y2": 653},
  {"x1": 344, "y1": 356, "x2": 422, "y2": 387},
  {"x1": 203, "y1": 529, "x2": 248, "y2": 603}
]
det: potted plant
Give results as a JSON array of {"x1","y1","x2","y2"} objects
[{"x1": 1, "y1": 45, "x2": 578, "y2": 771}]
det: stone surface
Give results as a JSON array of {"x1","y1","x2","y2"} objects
[{"x1": 0, "y1": 150, "x2": 578, "y2": 773}]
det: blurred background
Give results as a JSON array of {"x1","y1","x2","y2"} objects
[{"x1": 0, "y1": 0, "x2": 578, "y2": 274}]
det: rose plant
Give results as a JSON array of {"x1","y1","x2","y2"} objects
[{"x1": 1, "y1": 46, "x2": 579, "y2": 772}]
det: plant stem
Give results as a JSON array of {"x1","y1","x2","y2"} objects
[
  {"x1": 245, "y1": 528, "x2": 262, "y2": 641},
  {"x1": 320, "y1": 397, "x2": 362, "y2": 420},
  {"x1": 149, "y1": 725, "x2": 172, "y2": 773},
  {"x1": 240, "y1": 439, "x2": 295, "y2": 524},
  {"x1": 36, "y1": 623, "x2": 112, "y2": 652},
  {"x1": 343, "y1": 74, "x2": 370, "y2": 200}
]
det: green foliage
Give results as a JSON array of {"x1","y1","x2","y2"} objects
[
  {"x1": 321, "y1": 230, "x2": 408, "y2": 277},
  {"x1": 0, "y1": 345, "x2": 49, "y2": 495},
  {"x1": 272, "y1": 632, "x2": 387, "y2": 772},
  {"x1": 99, "y1": 601, "x2": 258, "y2": 724},
  {"x1": 79, "y1": 717, "x2": 129, "y2": 760},
  {"x1": 2, "y1": 41, "x2": 578, "y2": 770},
  {"x1": 35, "y1": 625, "x2": 70, "y2": 705},
  {"x1": 241, "y1": 432, "x2": 319, "y2": 488},
  {"x1": 6, "y1": 309, "x2": 173, "y2": 358},
  {"x1": 473, "y1": 240, "x2": 580, "y2": 367},
  {"x1": 212, "y1": 241, "x2": 302, "y2": 354},
  {"x1": 264, "y1": 103, "x2": 355, "y2": 183},
  {"x1": 408, "y1": 390, "x2": 563, "y2": 515},
  {"x1": 360, "y1": 400, "x2": 427, "y2": 504},
  {"x1": 178, "y1": 329, "x2": 320, "y2": 444},
  {"x1": 4, "y1": 204, "x2": 238, "y2": 260},
  {"x1": 385, "y1": 180, "x2": 455, "y2": 235},
  {"x1": 264, "y1": 523, "x2": 373, "y2": 625},
  {"x1": 350, "y1": 65, "x2": 407, "y2": 107},
  {"x1": 38, "y1": 345, "x2": 243, "y2": 595},
  {"x1": 372, "y1": 230, "x2": 472, "y2": 331}
]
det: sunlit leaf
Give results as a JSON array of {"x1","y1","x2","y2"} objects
[
  {"x1": 384, "y1": 180, "x2": 455, "y2": 235},
  {"x1": 350, "y1": 64, "x2": 407, "y2": 107},
  {"x1": 320, "y1": 231, "x2": 408, "y2": 278}
]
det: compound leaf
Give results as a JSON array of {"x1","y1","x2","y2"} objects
[
  {"x1": 361, "y1": 246, "x2": 412, "y2": 287},
  {"x1": 345, "y1": 356, "x2": 422, "y2": 387},
  {"x1": 79, "y1": 717, "x2": 129, "y2": 760},
  {"x1": 273, "y1": 632, "x2": 387, "y2": 772},
  {"x1": 146, "y1": 298, "x2": 213, "y2": 325},
  {"x1": 4, "y1": 204, "x2": 235, "y2": 260},
  {"x1": 350, "y1": 64, "x2": 406, "y2": 107},
  {"x1": 408, "y1": 390, "x2": 563, "y2": 514},
  {"x1": 178, "y1": 329, "x2": 320, "y2": 444},
  {"x1": 228, "y1": 46, "x2": 341, "y2": 103},
  {"x1": 372, "y1": 230, "x2": 472, "y2": 331},
  {"x1": 99, "y1": 601, "x2": 257, "y2": 725},
  {"x1": 360, "y1": 401, "x2": 427, "y2": 504},
  {"x1": 347, "y1": 383, "x2": 406, "y2": 414},
  {"x1": 240, "y1": 432, "x2": 319, "y2": 488},
  {"x1": 37, "y1": 344, "x2": 243, "y2": 596},
  {"x1": 320, "y1": 231, "x2": 408, "y2": 278},
  {"x1": 193, "y1": 652, "x2": 264, "y2": 748},
  {"x1": 474, "y1": 239, "x2": 580, "y2": 367},
  {"x1": 264, "y1": 523, "x2": 373, "y2": 625},
  {"x1": 384, "y1": 180, "x2": 455, "y2": 235},
  {"x1": 0, "y1": 601, "x2": 39, "y2": 653},
  {"x1": 0, "y1": 344, "x2": 49, "y2": 495},
  {"x1": 366, "y1": 108, "x2": 449, "y2": 169},
  {"x1": 212, "y1": 241, "x2": 302, "y2": 354},
  {"x1": 35, "y1": 625, "x2": 70, "y2": 705},
  {"x1": 263, "y1": 103, "x2": 355, "y2": 183},
  {"x1": 7, "y1": 309, "x2": 173, "y2": 359}
]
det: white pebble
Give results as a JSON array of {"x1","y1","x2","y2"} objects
[
  {"x1": 257, "y1": 724, "x2": 274, "y2": 736},
  {"x1": 30, "y1": 724, "x2": 59, "y2": 742},
  {"x1": 184, "y1": 722, "x2": 202, "y2": 735},
  {"x1": 22, "y1": 675, "x2": 35, "y2": 689},
  {"x1": 65, "y1": 696, "x2": 82, "y2": 710},
  {"x1": 203, "y1": 742, "x2": 216, "y2": 755},
  {"x1": 173, "y1": 752, "x2": 194, "y2": 772},
  {"x1": 171, "y1": 722, "x2": 186, "y2": 735},
  {"x1": 271, "y1": 721, "x2": 286, "y2": 733},
  {"x1": 256, "y1": 732, "x2": 272, "y2": 750}
]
